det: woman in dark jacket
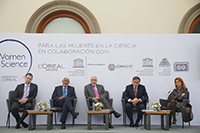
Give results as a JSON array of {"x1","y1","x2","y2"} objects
[{"x1": 167, "y1": 77, "x2": 189, "y2": 124}]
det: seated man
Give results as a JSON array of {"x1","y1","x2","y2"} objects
[
  {"x1": 123, "y1": 76, "x2": 148, "y2": 127},
  {"x1": 84, "y1": 76, "x2": 121, "y2": 128},
  {"x1": 51, "y1": 77, "x2": 79, "y2": 129},
  {"x1": 11, "y1": 73, "x2": 38, "y2": 129}
]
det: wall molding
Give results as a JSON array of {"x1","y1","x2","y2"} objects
[{"x1": 25, "y1": 0, "x2": 100, "y2": 33}]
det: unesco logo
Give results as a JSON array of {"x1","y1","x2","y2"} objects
[{"x1": 0, "y1": 39, "x2": 32, "y2": 79}]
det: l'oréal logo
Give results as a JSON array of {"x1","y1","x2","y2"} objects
[{"x1": 38, "y1": 63, "x2": 65, "y2": 71}]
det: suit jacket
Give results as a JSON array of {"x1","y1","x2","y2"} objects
[
  {"x1": 168, "y1": 87, "x2": 189, "y2": 102},
  {"x1": 123, "y1": 84, "x2": 148, "y2": 103},
  {"x1": 51, "y1": 85, "x2": 77, "y2": 104},
  {"x1": 12, "y1": 83, "x2": 38, "y2": 103},
  {"x1": 84, "y1": 83, "x2": 108, "y2": 101}
]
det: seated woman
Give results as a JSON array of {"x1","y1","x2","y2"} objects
[{"x1": 167, "y1": 77, "x2": 189, "y2": 125}]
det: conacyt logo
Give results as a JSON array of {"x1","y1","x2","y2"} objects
[
  {"x1": 0, "y1": 39, "x2": 32, "y2": 79},
  {"x1": 108, "y1": 63, "x2": 133, "y2": 71}
]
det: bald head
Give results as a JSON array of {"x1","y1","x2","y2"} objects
[{"x1": 90, "y1": 76, "x2": 97, "y2": 85}]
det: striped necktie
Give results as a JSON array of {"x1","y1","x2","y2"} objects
[
  {"x1": 63, "y1": 87, "x2": 67, "y2": 97},
  {"x1": 22, "y1": 85, "x2": 28, "y2": 99},
  {"x1": 93, "y1": 85, "x2": 99, "y2": 97}
]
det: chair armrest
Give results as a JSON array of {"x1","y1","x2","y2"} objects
[
  {"x1": 73, "y1": 98, "x2": 77, "y2": 110},
  {"x1": 32, "y1": 99, "x2": 36, "y2": 109},
  {"x1": 144, "y1": 99, "x2": 149, "y2": 109},
  {"x1": 121, "y1": 98, "x2": 126, "y2": 111},
  {"x1": 146, "y1": 99, "x2": 149, "y2": 103},
  {"x1": 159, "y1": 99, "x2": 168, "y2": 106},
  {"x1": 109, "y1": 98, "x2": 113, "y2": 106},
  {"x1": 6, "y1": 99, "x2": 11, "y2": 111},
  {"x1": 159, "y1": 99, "x2": 168, "y2": 110},
  {"x1": 50, "y1": 99, "x2": 54, "y2": 108},
  {"x1": 86, "y1": 98, "x2": 92, "y2": 110}
]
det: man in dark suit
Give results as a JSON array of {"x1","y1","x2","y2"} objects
[
  {"x1": 123, "y1": 76, "x2": 148, "y2": 127},
  {"x1": 51, "y1": 77, "x2": 79, "y2": 129},
  {"x1": 84, "y1": 76, "x2": 121, "y2": 128},
  {"x1": 11, "y1": 73, "x2": 38, "y2": 129}
]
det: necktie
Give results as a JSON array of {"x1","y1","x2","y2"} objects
[
  {"x1": 93, "y1": 85, "x2": 99, "y2": 97},
  {"x1": 134, "y1": 88, "x2": 137, "y2": 98},
  {"x1": 22, "y1": 85, "x2": 28, "y2": 99},
  {"x1": 63, "y1": 87, "x2": 67, "y2": 97},
  {"x1": 134, "y1": 88, "x2": 137, "y2": 107}
]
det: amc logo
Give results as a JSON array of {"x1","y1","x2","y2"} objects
[{"x1": 174, "y1": 62, "x2": 189, "y2": 72}]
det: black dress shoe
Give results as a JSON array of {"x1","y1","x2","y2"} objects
[
  {"x1": 109, "y1": 123, "x2": 114, "y2": 128},
  {"x1": 15, "y1": 123, "x2": 20, "y2": 129},
  {"x1": 134, "y1": 121, "x2": 139, "y2": 127},
  {"x1": 73, "y1": 112, "x2": 79, "y2": 119},
  {"x1": 22, "y1": 122, "x2": 29, "y2": 128},
  {"x1": 61, "y1": 123, "x2": 66, "y2": 129},
  {"x1": 129, "y1": 122, "x2": 134, "y2": 127},
  {"x1": 114, "y1": 112, "x2": 122, "y2": 118}
]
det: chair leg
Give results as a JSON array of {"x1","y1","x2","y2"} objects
[
  {"x1": 189, "y1": 121, "x2": 190, "y2": 127},
  {"x1": 110, "y1": 114, "x2": 112, "y2": 124},
  {"x1": 122, "y1": 111, "x2": 124, "y2": 126},
  {"x1": 6, "y1": 113, "x2": 8, "y2": 127},
  {"x1": 123, "y1": 111, "x2": 126, "y2": 127},
  {"x1": 72, "y1": 116, "x2": 74, "y2": 127},
  {"x1": 54, "y1": 112, "x2": 57, "y2": 125},
  {"x1": 125, "y1": 113, "x2": 126, "y2": 127},
  {"x1": 182, "y1": 120, "x2": 184, "y2": 128},
  {"x1": 6, "y1": 112, "x2": 10, "y2": 128},
  {"x1": 140, "y1": 117, "x2": 143, "y2": 125}
]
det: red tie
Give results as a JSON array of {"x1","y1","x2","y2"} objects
[
  {"x1": 134, "y1": 88, "x2": 137, "y2": 107},
  {"x1": 134, "y1": 88, "x2": 137, "y2": 98},
  {"x1": 93, "y1": 85, "x2": 99, "y2": 97}
]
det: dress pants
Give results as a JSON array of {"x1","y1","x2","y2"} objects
[
  {"x1": 125, "y1": 102, "x2": 145, "y2": 123},
  {"x1": 98, "y1": 97, "x2": 114, "y2": 123},
  {"x1": 55, "y1": 97, "x2": 74, "y2": 123},
  {"x1": 11, "y1": 101, "x2": 32, "y2": 123},
  {"x1": 98, "y1": 97, "x2": 114, "y2": 112}
]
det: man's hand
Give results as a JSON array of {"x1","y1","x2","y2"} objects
[
  {"x1": 93, "y1": 97, "x2": 99, "y2": 103},
  {"x1": 19, "y1": 98, "x2": 28, "y2": 105},
  {"x1": 131, "y1": 98, "x2": 140, "y2": 105},
  {"x1": 19, "y1": 99, "x2": 23, "y2": 104},
  {"x1": 58, "y1": 96, "x2": 65, "y2": 100}
]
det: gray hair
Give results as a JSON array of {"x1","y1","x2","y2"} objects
[{"x1": 63, "y1": 77, "x2": 70, "y2": 82}]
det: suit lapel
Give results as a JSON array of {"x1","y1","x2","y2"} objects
[
  {"x1": 20, "y1": 84, "x2": 25, "y2": 98},
  {"x1": 130, "y1": 84, "x2": 134, "y2": 97},
  {"x1": 60, "y1": 86, "x2": 63, "y2": 96},
  {"x1": 96, "y1": 84, "x2": 102, "y2": 95},
  {"x1": 22, "y1": 84, "x2": 25, "y2": 92},
  {"x1": 90, "y1": 84, "x2": 96, "y2": 96},
  {"x1": 29, "y1": 83, "x2": 33, "y2": 94},
  {"x1": 67, "y1": 86, "x2": 71, "y2": 96}
]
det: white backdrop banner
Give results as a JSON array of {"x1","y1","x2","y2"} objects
[{"x1": 0, "y1": 33, "x2": 200, "y2": 126}]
